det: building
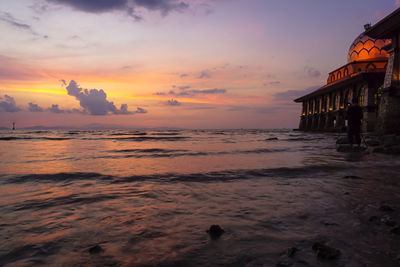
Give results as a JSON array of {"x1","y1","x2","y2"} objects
[{"x1": 294, "y1": 8, "x2": 400, "y2": 134}]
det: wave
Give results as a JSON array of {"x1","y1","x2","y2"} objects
[
  {"x1": 0, "y1": 137, "x2": 72, "y2": 141},
  {"x1": 110, "y1": 132, "x2": 147, "y2": 136},
  {"x1": 3, "y1": 164, "x2": 346, "y2": 185},
  {"x1": 150, "y1": 132, "x2": 180, "y2": 136},
  {"x1": 108, "y1": 136, "x2": 189, "y2": 141},
  {"x1": 97, "y1": 148, "x2": 290, "y2": 159},
  {"x1": 109, "y1": 148, "x2": 188, "y2": 153}
]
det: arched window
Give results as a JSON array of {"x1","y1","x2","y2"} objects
[
  {"x1": 344, "y1": 68, "x2": 349, "y2": 77},
  {"x1": 337, "y1": 71, "x2": 342, "y2": 80},
  {"x1": 366, "y1": 63, "x2": 376, "y2": 70}
]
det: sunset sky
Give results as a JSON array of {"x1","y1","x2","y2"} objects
[{"x1": 1, "y1": 0, "x2": 399, "y2": 129}]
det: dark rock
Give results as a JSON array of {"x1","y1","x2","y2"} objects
[
  {"x1": 320, "y1": 221, "x2": 338, "y2": 226},
  {"x1": 276, "y1": 263, "x2": 291, "y2": 267},
  {"x1": 344, "y1": 192, "x2": 350, "y2": 195},
  {"x1": 383, "y1": 135, "x2": 397, "y2": 146},
  {"x1": 312, "y1": 242, "x2": 341, "y2": 260},
  {"x1": 207, "y1": 225, "x2": 225, "y2": 238},
  {"x1": 385, "y1": 145, "x2": 400, "y2": 155},
  {"x1": 366, "y1": 139, "x2": 381, "y2": 146},
  {"x1": 286, "y1": 247, "x2": 297, "y2": 257},
  {"x1": 381, "y1": 215, "x2": 397, "y2": 227},
  {"x1": 336, "y1": 145, "x2": 350, "y2": 152},
  {"x1": 380, "y1": 205, "x2": 395, "y2": 212},
  {"x1": 266, "y1": 137, "x2": 278, "y2": 141},
  {"x1": 343, "y1": 175, "x2": 362, "y2": 180},
  {"x1": 372, "y1": 147, "x2": 386, "y2": 153},
  {"x1": 297, "y1": 259, "x2": 310, "y2": 266},
  {"x1": 336, "y1": 137, "x2": 349, "y2": 144},
  {"x1": 391, "y1": 227, "x2": 400, "y2": 235},
  {"x1": 337, "y1": 145, "x2": 366, "y2": 152},
  {"x1": 369, "y1": 216, "x2": 379, "y2": 223},
  {"x1": 88, "y1": 244, "x2": 103, "y2": 254}
]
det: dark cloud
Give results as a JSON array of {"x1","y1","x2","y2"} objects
[
  {"x1": 60, "y1": 79, "x2": 67, "y2": 86},
  {"x1": 274, "y1": 86, "x2": 319, "y2": 101},
  {"x1": 166, "y1": 99, "x2": 181, "y2": 106},
  {"x1": 304, "y1": 66, "x2": 321, "y2": 78},
  {"x1": 189, "y1": 88, "x2": 225, "y2": 95},
  {"x1": 133, "y1": 0, "x2": 188, "y2": 15},
  {"x1": 0, "y1": 95, "x2": 21, "y2": 112},
  {"x1": 45, "y1": 0, "x2": 189, "y2": 18},
  {"x1": 28, "y1": 102, "x2": 43, "y2": 112},
  {"x1": 48, "y1": 104, "x2": 65, "y2": 114},
  {"x1": 154, "y1": 88, "x2": 226, "y2": 97},
  {"x1": 66, "y1": 80, "x2": 136, "y2": 115},
  {"x1": 199, "y1": 70, "x2": 211, "y2": 79},
  {"x1": 46, "y1": 0, "x2": 129, "y2": 13},
  {"x1": 134, "y1": 107, "x2": 147, "y2": 113}
]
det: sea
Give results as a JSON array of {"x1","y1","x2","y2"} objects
[{"x1": 1, "y1": 129, "x2": 400, "y2": 266}]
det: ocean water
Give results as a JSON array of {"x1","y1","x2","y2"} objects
[{"x1": 1, "y1": 129, "x2": 400, "y2": 266}]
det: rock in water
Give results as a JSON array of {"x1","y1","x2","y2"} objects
[
  {"x1": 286, "y1": 247, "x2": 297, "y2": 257},
  {"x1": 312, "y1": 242, "x2": 341, "y2": 260},
  {"x1": 379, "y1": 205, "x2": 395, "y2": 212},
  {"x1": 391, "y1": 227, "x2": 400, "y2": 235},
  {"x1": 343, "y1": 175, "x2": 362, "y2": 179},
  {"x1": 88, "y1": 244, "x2": 103, "y2": 254},
  {"x1": 266, "y1": 137, "x2": 278, "y2": 141},
  {"x1": 366, "y1": 139, "x2": 380, "y2": 146},
  {"x1": 336, "y1": 137, "x2": 349, "y2": 144},
  {"x1": 207, "y1": 225, "x2": 225, "y2": 238}
]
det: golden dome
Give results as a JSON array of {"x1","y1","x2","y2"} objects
[{"x1": 347, "y1": 33, "x2": 391, "y2": 63}]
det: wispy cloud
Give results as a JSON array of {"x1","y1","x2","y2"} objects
[
  {"x1": 263, "y1": 81, "x2": 281, "y2": 86},
  {"x1": 0, "y1": 12, "x2": 37, "y2": 35},
  {"x1": 274, "y1": 86, "x2": 320, "y2": 102},
  {"x1": 304, "y1": 66, "x2": 321, "y2": 78},
  {"x1": 199, "y1": 70, "x2": 211, "y2": 79},
  {"x1": 155, "y1": 88, "x2": 226, "y2": 97}
]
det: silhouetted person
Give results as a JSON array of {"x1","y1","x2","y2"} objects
[
  {"x1": 346, "y1": 99, "x2": 363, "y2": 148},
  {"x1": 12, "y1": 122, "x2": 15, "y2": 130}
]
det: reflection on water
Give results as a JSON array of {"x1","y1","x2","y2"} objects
[
  {"x1": 1, "y1": 129, "x2": 400, "y2": 266},
  {"x1": 0, "y1": 129, "x2": 366, "y2": 175}
]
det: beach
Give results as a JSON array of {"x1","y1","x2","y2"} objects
[{"x1": 1, "y1": 129, "x2": 400, "y2": 266}]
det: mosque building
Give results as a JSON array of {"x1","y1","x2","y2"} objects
[{"x1": 294, "y1": 7, "x2": 400, "y2": 134}]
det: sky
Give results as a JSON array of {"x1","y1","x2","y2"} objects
[{"x1": 0, "y1": 0, "x2": 399, "y2": 129}]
